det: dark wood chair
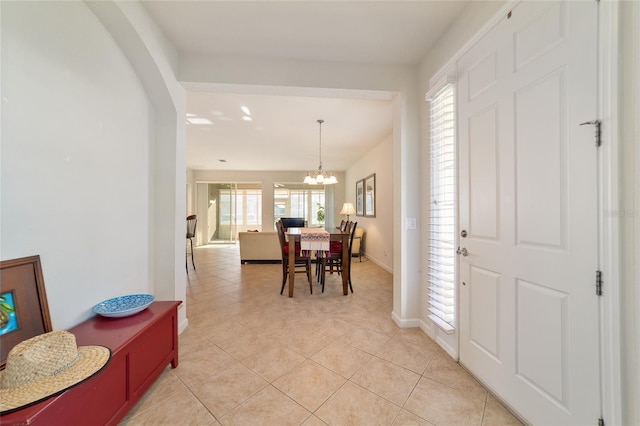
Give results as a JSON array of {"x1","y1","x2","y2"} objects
[
  {"x1": 186, "y1": 215, "x2": 197, "y2": 272},
  {"x1": 316, "y1": 221, "x2": 347, "y2": 284},
  {"x1": 344, "y1": 221, "x2": 357, "y2": 293},
  {"x1": 319, "y1": 221, "x2": 356, "y2": 293},
  {"x1": 276, "y1": 220, "x2": 312, "y2": 295}
]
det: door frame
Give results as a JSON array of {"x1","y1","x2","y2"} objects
[{"x1": 597, "y1": 1, "x2": 623, "y2": 423}]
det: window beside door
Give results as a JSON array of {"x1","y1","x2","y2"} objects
[{"x1": 427, "y1": 81, "x2": 456, "y2": 332}]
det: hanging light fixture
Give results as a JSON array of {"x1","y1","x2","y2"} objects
[{"x1": 304, "y1": 119, "x2": 338, "y2": 185}]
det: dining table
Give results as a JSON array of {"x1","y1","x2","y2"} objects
[{"x1": 286, "y1": 227, "x2": 350, "y2": 297}]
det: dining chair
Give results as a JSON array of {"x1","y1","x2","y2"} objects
[
  {"x1": 344, "y1": 221, "x2": 357, "y2": 293},
  {"x1": 186, "y1": 215, "x2": 197, "y2": 272},
  {"x1": 352, "y1": 228, "x2": 364, "y2": 262},
  {"x1": 276, "y1": 220, "x2": 312, "y2": 295},
  {"x1": 320, "y1": 221, "x2": 356, "y2": 293},
  {"x1": 313, "y1": 222, "x2": 344, "y2": 282},
  {"x1": 317, "y1": 221, "x2": 348, "y2": 283}
]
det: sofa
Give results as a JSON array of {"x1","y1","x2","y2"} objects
[{"x1": 238, "y1": 231, "x2": 281, "y2": 264}]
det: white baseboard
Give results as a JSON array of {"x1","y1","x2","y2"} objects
[
  {"x1": 363, "y1": 255, "x2": 393, "y2": 273},
  {"x1": 419, "y1": 318, "x2": 457, "y2": 359},
  {"x1": 178, "y1": 317, "x2": 189, "y2": 334},
  {"x1": 391, "y1": 311, "x2": 421, "y2": 328},
  {"x1": 434, "y1": 333, "x2": 457, "y2": 359},
  {"x1": 419, "y1": 318, "x2": 434, "y2": 338}
]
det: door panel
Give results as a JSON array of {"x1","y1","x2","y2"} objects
[
  {"x1": 516, "y1": 278, "x2": 568, "y2": 403},
  {"x1": 469, "y1": 265, "x2": 501, "y2": 359},
  {"x1": 469, "y1": 107, "x2": 500, "y2": 241},
  {"x1": 515, "y1": 70, "x2": 566, "y2": 248},
  {"x1": 468, "y1": 52, "x2": 498, "y2": 101},
  {"x1": 458, "y1": 1, "x2": 599, "y2": 424},
  {"x1": 514, "y1": 2, "x2": 566, "y2": 71}
]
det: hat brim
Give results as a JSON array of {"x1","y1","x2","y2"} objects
[{"x1": 0, "y1": 345, "x2": 111, "y2": 414}]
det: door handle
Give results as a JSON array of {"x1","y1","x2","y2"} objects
[{"x1": 456, "y1": 247, "x2": 469, "y2": 257}]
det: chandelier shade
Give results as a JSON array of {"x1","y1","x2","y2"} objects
[{"x1": 303, "y1": 119, "x2": 338, "y2": 185}]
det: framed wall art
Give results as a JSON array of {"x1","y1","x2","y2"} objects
[
  {"x1": 356, "y1": 179, "x2": 364, "y2": 216},
  {"x1": 1, "y1": 255, "x2": 52, "y2": 369},
  {"x1": 365, "y1": 173, "x2": 376, "y2": 217}
]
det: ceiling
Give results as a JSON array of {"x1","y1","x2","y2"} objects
[{"x1": 141, "y1": 1, "x2": 470, "y2": 172}]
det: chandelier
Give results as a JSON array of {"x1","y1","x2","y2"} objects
[{"x1": 303, "y1": 119, "x2": 338, "y2": 185}]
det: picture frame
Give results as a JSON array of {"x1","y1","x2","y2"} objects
[
  {"x1": 365, "y1": 173, "x2": 376, "y2": 217},
  {"x1": 356, "y1": 179, "x2": 364, "y2": 216},
  {"x1": 1, "y1": 255, "x2": 52, "y2": 370}
]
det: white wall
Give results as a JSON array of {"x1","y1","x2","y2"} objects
[
  {"x1": 186, "y1": 168, "x2": 195, "y2": 215},
  {"x1": 1, "y1": 2, "x2": 152, "y2": 329},
  {"x1": 346, "y1": 134, "x2": 394, "y2": 272},
  {"x1": 79, "y1": 1, "x2": 189, "y2": 331}
]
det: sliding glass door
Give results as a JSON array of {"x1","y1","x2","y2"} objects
[{"x1": 197, "y1": 182, "x2": 262, "y2": 244}]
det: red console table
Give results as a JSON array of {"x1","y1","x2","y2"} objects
[{"x1": 1, "y1": 301, "x2": 181, "y2": 426}]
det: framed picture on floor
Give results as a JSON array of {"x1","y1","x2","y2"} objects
[{"x1": 0, "y1": 255, "x2": 52, "y2": 370}]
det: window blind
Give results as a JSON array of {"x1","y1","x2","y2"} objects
[{"x1": 427, "y1": 83, "x2": 456, "y2": 333}]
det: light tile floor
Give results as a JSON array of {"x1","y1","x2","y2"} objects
[{"x1": 120, "y1": 244, "x2": 523, "y2": 426}]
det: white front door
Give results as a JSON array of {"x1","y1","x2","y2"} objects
[{"x1": 457, "y1": 1, "x2": 600, "y2": 424}]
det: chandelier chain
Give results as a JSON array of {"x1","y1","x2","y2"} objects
[
  {"x1": 318, "y1": 119, "x2": 324, "y2": 169},
  {"x1": 303, "y1": 118, "x2": 337, "y2": 185}
]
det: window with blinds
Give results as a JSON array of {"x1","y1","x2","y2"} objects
[{"x1": 427, "y1": 82, "x2": 456, "y2": 333}]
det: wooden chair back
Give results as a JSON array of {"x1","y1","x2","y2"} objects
[{"x1": 186, "y1": 215, "x2": 197, "y2": 238}]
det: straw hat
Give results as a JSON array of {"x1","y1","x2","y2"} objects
[{"x1": 0, "y1": 330, "x2": 110, "y2": 414}]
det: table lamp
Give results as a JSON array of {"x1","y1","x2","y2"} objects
[{"x1": 340, "y1": 202, "x2": 356, "y2": 222}]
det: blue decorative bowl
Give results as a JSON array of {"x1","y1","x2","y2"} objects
[{"x1": 93, "y1": 294, "x2": 155, "y2": 318}]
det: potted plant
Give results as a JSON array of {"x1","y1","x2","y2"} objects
[{"x1": 316, "y1": 204, "x2": 325, "y2": 225}]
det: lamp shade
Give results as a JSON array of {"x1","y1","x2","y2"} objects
[{"x1": 340, "y1": 202, "x2": 356, "y2": 215}]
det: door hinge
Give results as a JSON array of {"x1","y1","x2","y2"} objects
[
  {"x1": 596, "y1": 270, "x2": 603, "y2": 296},
  {"x1": 598, "y1": 417, "x2": 605, "y2": 426},
  {"x1": 580, "y1": 120, "x2": 601, "y2": 147}
]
